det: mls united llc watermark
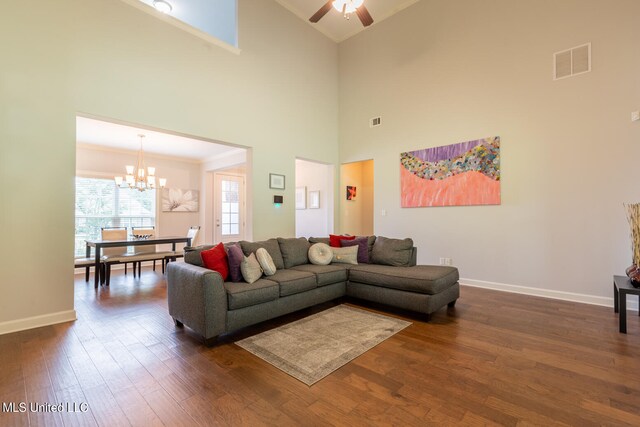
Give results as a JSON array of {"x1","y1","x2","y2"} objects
[{"x1": 2, "y1": 402, "x2": 89, "y2": 413}]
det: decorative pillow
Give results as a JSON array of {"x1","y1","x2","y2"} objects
[
  {"x1": 256, "y1": 248, "x2": 277, "y2": 276},
  {"x1": 277, "y1": 237, "x2": 311, "y2": 268},
  {"x1": 308, "y1": 243, "x2": 333, "y2": 265},
  {"x1": 240, "y1": 253, "x2": 263, "y2": 284},
  {"x1": 329, "y1": 234, "x2": 355, "y2": 248},
  {"x1": 371, "y1": 236, "x2": 414, "y2": 267},
  {"x1": 330, "y1": 245, "x2": 359, "y2": 265},
  {"x1": 226, "y1": 243, "x2": 244, "y2": 282},
  {"x1": 240, "y1": 239, "x2": 284, "y2": 270},
  {"x1": 200, "y1": 243, "x2": 229, "y2": 281},
  {"x1": 340, "y1": 236, "x2": 369, "y2": 263},
  {"x1": 184, "y1": 245, "x2": 215, "y2": 267}
]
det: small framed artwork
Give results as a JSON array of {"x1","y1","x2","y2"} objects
[
  {"x1": 295, "y1": 186, "x2": 307, "y2": 210},
  {"x1": 346, "y1": 186, "x2": 357, "y2": 201},
  {"x1": 308, "y1": 190, "x2": 320, "y2": 209},
  {"x1": 269, "y1": 173, "x2": 285, "y2": 190}
]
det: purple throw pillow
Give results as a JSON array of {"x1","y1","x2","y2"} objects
[
  {"x1": 227, "y1": 243, "x2": 244, "y2": 282},
  {"x1": 340, "y1": 237, "x2": 369, "y2": 263}
]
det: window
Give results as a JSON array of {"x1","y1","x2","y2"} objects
[{"x1": 75, "y1": 177, "x2": 156, "y2": 257}]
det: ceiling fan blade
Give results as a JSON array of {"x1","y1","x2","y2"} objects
[
  {"x1": 309, "y1": 1, "x2": 334, "y2": 23},
  {"x1": 355, "y1": 5, "x2": 374, "y2": 27}
]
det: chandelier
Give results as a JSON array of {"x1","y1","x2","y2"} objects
[{"x1": 114, "y1": 134, "x2": 166, "y2": 192}]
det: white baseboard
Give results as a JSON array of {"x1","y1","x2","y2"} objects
[
  {"x1": 460, "y1": 278, "x2": 639, "y2": 312},
  {"x1": 0, "y1": 310, "x2": 77, "y2": 336}
]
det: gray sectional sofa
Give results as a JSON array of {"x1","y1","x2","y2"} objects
[{"x1": 166, "y1": 236, "x2": 459, "y2": 345}]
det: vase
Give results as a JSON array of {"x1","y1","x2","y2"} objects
[{"x1": 626, "y1": 265, "x2": 640, "y2": 287}]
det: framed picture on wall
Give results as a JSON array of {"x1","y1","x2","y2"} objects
[
  {"x1": 162, "y1": 188, "x2": 199, "y2": 212},
  {"x1": 308, "y1": 190, "x2": 320, "y2": 209},
  {"x1": 346, "y1": 186, "x2": 357, "y2": 201},
  {"x1": 269, "y1": 173, "x2": 285, "y2": 189},
  {"x1": 295, "y1": 186, "x2": 307, "y2": 210}
]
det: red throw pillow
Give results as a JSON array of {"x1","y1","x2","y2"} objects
[
  {"x1": 200, "y1": 243, "x2": 229, "y2": 281},
  {"x1": 329, "y1": 234, "x2": 356, "y2": 247}
]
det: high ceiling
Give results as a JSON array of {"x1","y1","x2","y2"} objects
[
  {"x1": 275, "y1": 0, "x2": 420, "y2": 43},
  {"x1": 76, "y1": 116, "x2": 243, "y2": 161}
]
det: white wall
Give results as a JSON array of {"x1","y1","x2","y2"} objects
[
  {"x1": 76, "y1": 145, "x2": 201, "y2": 250},
  {"x1": 0, "y1": 0, "x2": 338, "y2": 331},
  {"x1": 338, "y1": 0, "x2": 640, "y2": 302},
  {"x1": 295, "y1": 159, "x2": 334, "y2": 238}
]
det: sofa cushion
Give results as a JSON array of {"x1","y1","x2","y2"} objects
[
  {"x1": 340, "y1": 236, "x2": 369, "y2": 263},
  {"x1": 330, "y1": 234, "x2": 355, "y2": 247},
  {"x1": 348, "y1": 265, "x2": 459, "y2": 295},
  {"x1": 256, "y1": 248, "x2": 277, "y2": 276},
  {"x1": 371, "y1": 236, "x2": 414, "y2": 267},
  {"x1": 240, "y1": 239, "x2": 285, "y2": 270},
  {"x1": 290, "y1": 264, "x2": 349, "y2": 286},
  {"x1": 184, "y1": 245, "x2": 215, "y2": 267},
  {"x1": 240, "y1": 253, "x2": 263, "y2": 284},
  {"x1": 308, "y1": 243, "x2": 333, "y2": 265},
  {"x1": 267, "y1": 269, "x2": 317, "y2": 297},
  {"x1": 224, "y1": 279, "x2": 279, "y2": 310},
  {"x1": 200, "y1": 243, "x2": 229, "y2": 281},
  {"x1": 331, "y1": 245, "x2": 359, "y2": 265},
  {"x1": 277, "y1": 237, "x2": 311, "y2": 268},
  {"x1": 309, "y1": 237, "x2": 330, "y2": 246},
  {"x1": 226, "y1": 243, "x2": 244, "y2": 282}
]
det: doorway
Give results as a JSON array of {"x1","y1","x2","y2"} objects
[
  {"x1": 295, "y1": 159, "x2": 334, "y2": 238},
  {"x1": 340, "y1": 159, "x2": 374, "y2": 236},
  {"x1": 213, "y1": 172, "x2": 246, "y2": 243}
]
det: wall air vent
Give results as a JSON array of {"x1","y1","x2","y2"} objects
[
  {"x1": 554, "y1": 43, "x2": 591, "y2": 80},
  {"x1": 370, "y1": 117, "x2": 382, "y2": 128}
]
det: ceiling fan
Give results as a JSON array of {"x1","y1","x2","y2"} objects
[{"x1": 309, "y1": 0, "x2": 374, "y2": 27}]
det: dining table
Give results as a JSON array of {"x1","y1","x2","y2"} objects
[{"x1": 85, "y1": 235, "x2": 193, "y2": 288}]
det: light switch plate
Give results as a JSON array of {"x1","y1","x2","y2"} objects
[{"x1": 632, "y1": 111, "x2": 640, "y2": 122}]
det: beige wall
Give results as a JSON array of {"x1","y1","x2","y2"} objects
[
  {"x1": 0, "y1": 0, "x2": 338, "y2": 330},
  {"x1": 340, "y1": 160, "x2": 374, "y2": 236},
  {"x1": 339, "y1": 0, "x2": 640, "y2": 302}
]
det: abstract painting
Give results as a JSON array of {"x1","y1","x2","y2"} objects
[
  {"x1": 346, "y1": 186, "x2": 357, "y2": 201},
  {"x1": 400, "y1": 136, "x2": 500, "y2": 207},
  {"x1": 162, "y1": 188, "x2": 199, "y2": 212}
]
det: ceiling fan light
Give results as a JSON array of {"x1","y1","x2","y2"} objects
[
  {"x1": 153, "y1": 0, "x2": 172, "y2": 14},
  {"x1": 332, "y1": 0, "x2": 363, "y2": 13}
]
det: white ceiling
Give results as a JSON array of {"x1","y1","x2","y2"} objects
[
  {"x1": 275, "y1": 0, "x2": 420, "y2": 43},
  {"x1": 76, "y1": 116, "x2": 243, "y2": 161}
]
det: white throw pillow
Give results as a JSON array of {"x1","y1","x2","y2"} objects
[
  {"x1": 331, "y1": 246, "x2": 359, "y2": 265},
  {"x1": 308, "y1": 243, "x2": 333, "y2": 265},
  {"x1": 256, "y1": 248, "x2": 277, "y2": 276},
  {"x1": 240, "y1": 253, "x2": 263, "y2": 284}
]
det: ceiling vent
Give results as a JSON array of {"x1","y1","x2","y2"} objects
[
  {"x1": 554, "y1": 43, "x2": 591, "y2": 80},
  {"x1": 370, "y1": 117, "x2": 382, "y2": 128}
]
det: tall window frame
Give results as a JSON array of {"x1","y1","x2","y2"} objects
[{"x1": 74, "y1": 174, "x2": 157, "y2": 257}]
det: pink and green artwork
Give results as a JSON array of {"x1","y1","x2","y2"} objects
[{"x1": 400, "y1": 136, "x2": 500, "y2": 207}]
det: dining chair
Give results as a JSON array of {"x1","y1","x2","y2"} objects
[
  {"x1": 100, "y1": 226, "x2": 129, "y2": 286},
  {"x1": 164, "y1": 225, "x2": 200, "y2": 268},
  {"x1": 130, "y1": 226, "x2": 174, "y2": 276},
  {"x1": 74, "y1": 255, "x2": 102, "y2": 282}
]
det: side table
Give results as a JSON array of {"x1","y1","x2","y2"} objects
[{"x1": 613, "y1": 275, "x2": 640, "y2": 333}]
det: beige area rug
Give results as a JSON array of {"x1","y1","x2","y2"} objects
[{"x1": 235, "y1": 305, "x2": 411, "y2": 386}]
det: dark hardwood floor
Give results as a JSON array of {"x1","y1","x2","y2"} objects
[{"x1": 1, "y1": 268, "x2": 640, "y2": 426}]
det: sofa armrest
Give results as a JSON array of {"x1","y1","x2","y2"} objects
[{"x1": 167, "y1": 262, "x2": 228, "y2": 340}]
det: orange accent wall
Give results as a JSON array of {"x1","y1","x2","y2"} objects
[{"x1": 400, "y1": 169, "x2": 500, "y2": 207}]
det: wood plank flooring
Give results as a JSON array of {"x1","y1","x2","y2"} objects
[{"x1": 1, "y1": 268, "x2": 639, "y2": 426}]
